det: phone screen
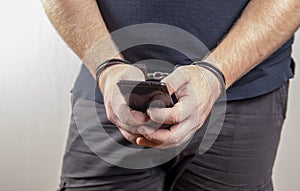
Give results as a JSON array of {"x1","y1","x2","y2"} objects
[{"x1": 117, "y1": 80, "x2": 177, "y2": 112}]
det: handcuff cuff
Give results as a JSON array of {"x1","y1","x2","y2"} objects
[{"x1": 95, "y1": 59, "x2": 226, "y2": 97}]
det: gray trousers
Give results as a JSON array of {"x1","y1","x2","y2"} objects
[{"x1": 59, "y1": 82, "x2": 288, "y2": 191}]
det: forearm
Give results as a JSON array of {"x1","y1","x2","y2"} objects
[
  {"x1": 42, "y1": 0, "x2": 121, "y2": 77},
  {"x1": 205, "y1": 0, "x2": 300, "y2": 88}
]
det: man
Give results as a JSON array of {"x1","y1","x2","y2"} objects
[{"x1": 43, "y1": 0, "x2": 299, "y2": 190}]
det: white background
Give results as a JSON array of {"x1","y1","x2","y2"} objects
[{"x1": 0, "y1": 1, "x2": 299, "y2": 190}]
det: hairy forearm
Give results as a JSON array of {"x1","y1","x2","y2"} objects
[
  {"x1": 206, "y1": 0, "x2": 300, "y2": 88},
  {"x1": 42, "y1": 0, "x2": 120, "y2": 76}
]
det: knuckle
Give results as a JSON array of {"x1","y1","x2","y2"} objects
[
  {"x1": 122, "y1": 115, "x2": 129, "y2": 124},
  {"x1": 126, "y1": 136, "x2": 136, "y2": 144},
  {"x1": 151, "y1": 114, "x2": 164, "y2": 124},
  {"x1": 171, "y1": 135, "x2": 180, "y2": 146},
  {"x1": 120, "y1": 131, "x2": 136, "y2": 143},
  {"x1": 198, "y1": 114, "x2": 207, "y2": 127},
  {"x1": 174, "y1": 136, "x2": 190, "y2": 147},
  {"x1": 123, "y1": 125, "x2": 134, "y2": 133},
  {"x1": 144, "y1": 134, "x2": 153, "y2": 142},
  {"x1": 117, "y1": 124, "x2": 134, "y2": 135},
  {"x1": 171, "y1": 110, "x2": 181, "y2": 123},
  {"x1": 106, "y1": 99, "x2": 112, "y2": 106},
  {"x1": 174, "y1": 141, "x2": 182, "y2": 147},
  {"x1": 107, "y1": 114, "x2": 114, "y2": 123}
]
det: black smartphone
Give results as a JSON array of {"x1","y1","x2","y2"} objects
[{"x1": 117, "y1": 80, "x2": 177, "y2": 112}]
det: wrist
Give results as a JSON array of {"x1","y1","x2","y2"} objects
[
  {"x1": 99, "y1": 64, "x2": 130, "y2": 93},
  {"x1": 199, "y1": 67, "x2": 223, "y2": 101},
  {"x1": 96, "y1": 58, "x2": 131, "y2": 82},
  {"x1": 193, "y1": 61, "x2": 226, "y2": 98},
  {"x1": 202, "y1": 54, "x2": 229, "y2": 89}
]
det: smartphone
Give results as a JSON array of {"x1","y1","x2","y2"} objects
[{"x1": 117, "y1": 80, "x2": 177, "y2": 112}]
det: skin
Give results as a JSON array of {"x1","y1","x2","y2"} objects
[{"x1": 43, "y1": 0, "x2": 300, "y2": 148}]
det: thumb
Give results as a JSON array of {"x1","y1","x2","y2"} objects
[{"x1": 161, "y1": 68, "x2": 189, "y2": 95}]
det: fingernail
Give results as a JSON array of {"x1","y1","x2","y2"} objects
[
  {"x1": 138, "y1": 126, "x2": 155, "y2": 134},
  {"x1": 146, "y1": 108, "x2": 155, "y2": 117},
  {"x1": 136, "y1": 137, "x2": 143, "y2": 145},
  {"x1": 146, "y1": 109, "x2": 151, "y2": 117},
  {"x1": 138, "y1": 127, "x2": 146, "y2": 134}
]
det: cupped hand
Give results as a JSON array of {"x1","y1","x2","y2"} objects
[
  {"x1": 136, "y1": 65, "x2": 222, "y2": 148},
  {"x1": 99, "y1": 64, "x2": 149, "y2": 144}
]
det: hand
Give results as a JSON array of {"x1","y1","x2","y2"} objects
[
  {"x1": 136, "y1": 65, "x2": 222, "y2": 148},
  {"x1": 99, "y1": 64, "x2": 149, "y2": 144}
]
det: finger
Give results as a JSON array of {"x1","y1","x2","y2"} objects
[
  {"x1": 138, "y1": 113, "x2": 200, "y2": 147},
  {"x1": 114, "y1": 107, "x2": 150, "y2": 134},
  {"x1": 161, "y1": 68, "x2": 190, "y2": 95},
  {"x1": 118, "y1": 128, "x2": 141, "y2": 144},
  {"x1": 115, "y1": 104, "x2": 148, "y2": 125},
  {"x1": 112, "y1": 94, "x2": 148, "y2": 126},
  {"x1": 138, "y1": 127, "x2": 172, "y2": 145},
  {"x1": 156, "y1": 128, "x2": 197, "y2": 149},
  {"x1": 136, "y1": 124, "x2": 197, "y2": 149},
  {"x1": 105, "y1": 103, "x2": 119, "y2": 124},
  {"x1": 137, "y1": 122, "x2": 168, "y2": 135},
  {"x1": 136, "y1": 136, "x2": 159, "y2": 148},
  {"x1": 131, "y1": 110, "x2": 150, "y2": 123},
  {"x1": 109, "y1": 88, "x2": 150, "y2": 134},
  {"x1": 107, "y1": 102, "x2": 141, "y2": 141},
  {"x1": 165, "y1": 118, "x2": 198, "y2": 145},
  {"x1": 147, "y1": 96, "x2": 198, "y2": 124}
]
